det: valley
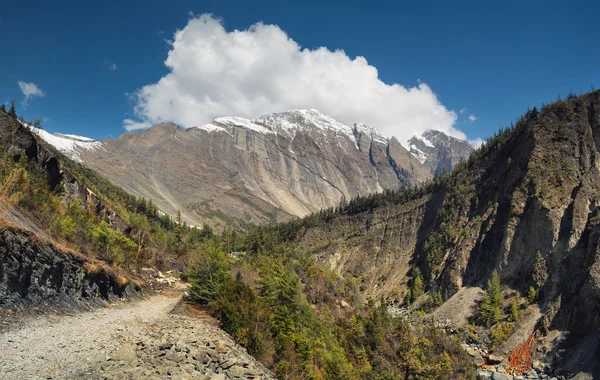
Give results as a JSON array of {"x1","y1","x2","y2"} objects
[
  {"x1": 2, "y1": 89, "x2": 600, "y2": 379},
  {"x1": 3, "y1": 3, "x2": 598, "y2": 379}
]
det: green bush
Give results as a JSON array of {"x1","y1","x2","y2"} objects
[
  {"x1": 187, "y1": 241, "x2": 230, "y2": 304},
  {"x1": 92, "y1": 221, "x2": 137, "y2": 265}
]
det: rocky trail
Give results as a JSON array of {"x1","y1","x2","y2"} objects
[{"x1": 0, "y1": 287, "x2": 274, "y2": 379}]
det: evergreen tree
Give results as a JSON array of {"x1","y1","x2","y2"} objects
[
  {"x1": 174, "y1": 209, "x2": 183, "y2": 253},
  {"x1": 407, "y1": 267, "x2": 424, "y2": 304},
  {"x1": 479, "y1": 270, "x2": 502, "y2": 327},
  {"x1": 532, "y1": 251, "x2": 546, "y2": 286},
  {"x1": 8, "y1": 100, "x2": 17, "y2": 118},
  {"x1": 509, "y1": 292, "x2": 521, "y2": 322},
  {"x1": 187, "y1": 241, "x2": 229, "y2": 304},
  {"x1": 527, "y1": 286, "x2": 537, "y2": 304}
]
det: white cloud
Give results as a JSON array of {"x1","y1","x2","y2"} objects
[
  {"x1": 126, "y1": 14, "x2": 469, "y2": 143},
  {"x1": 123, "y1": 118, "x2": 152, "y2": 131},
  {"x1": 469, "y1": 138, "x2": 483, "y2": 148},
  {"x1": 18, "y1": 81, "x2": 45, "y2": 105},
  {"x1": 105, "y1": 60, "x2": 118, "y2": 71},
  {"x1": 468, "y1": 114, "x2": 477, "y2": 122}
]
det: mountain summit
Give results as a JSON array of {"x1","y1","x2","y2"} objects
[{"x1": 408, "y1": 129, "x2": 474, "y2": 176}]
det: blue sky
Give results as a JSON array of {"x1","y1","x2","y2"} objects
[{"x1": 1, "y1": 0, "x2": 598, "y2": 142}]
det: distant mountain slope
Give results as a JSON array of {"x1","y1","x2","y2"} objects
[
  {"x1": 44, "y1": 109, "x2": 431, "y2": 229},
  {"x1": 408, "y1": 129, "x2": 474, "y2": 176}
]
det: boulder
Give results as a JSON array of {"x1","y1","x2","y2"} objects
[{"x1": 113, "y1": 343, "x2": 137, "y2": 362}]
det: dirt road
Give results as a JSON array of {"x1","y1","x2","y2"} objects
[{"x1": 0, "y1": 290, "x2": 273, "y2": 379}]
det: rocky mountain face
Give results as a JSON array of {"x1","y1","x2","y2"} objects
[
  {"x1": 66, "y1": 109, "x2": 430, "y2": 228},
  {"x1": 294, "y1": 91, "x2": 600, "y2": 377},
  {"x1": 408, "y1": 129, "x2": 474, "y2": 176}
]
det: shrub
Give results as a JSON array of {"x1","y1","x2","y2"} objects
[
  {"x1": 54, "y1": 215, "x2": 76, "y2": 241},
  {"x1": 187, "y1": 241, "x2": 229, "y2": 304}
]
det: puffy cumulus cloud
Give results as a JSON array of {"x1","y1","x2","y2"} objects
[
  {"x1": 127, "y1": 14, "x2": 466, "y2": 143},
  {"x1": 468, "y1": 114, "x2": 477, "y2": 122},
  {"x1": 18, "y1": 81, "x2": 45, "y2": 104}
]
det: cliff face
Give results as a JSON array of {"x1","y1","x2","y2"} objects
[
  {"x1": 297, "y1": 91, "x2": 600, "y2": 375},
  {"x1": 0, "y1": 226, "x2": 139, "y2": 309},
  {"x1": 77, "y1": 110, "x2": 431, "y2": 229}
]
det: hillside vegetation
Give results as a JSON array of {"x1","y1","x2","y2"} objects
[
  {"x1": 250, "y1": 90, "x2": 600, "y2": 376},
  {"x1": 0, "y1": 103, "x2": 476, "y2": 378},
  {"x1": 0, "y1": 104, "x2": 217, "y2": 296},
  {"x1": 184, "y1": 229, "x2": 476, "y2": 379}
]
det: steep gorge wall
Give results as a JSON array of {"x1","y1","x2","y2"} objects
[{"x1": 297, "y1": 91, "x2": 600, "y2": 374}]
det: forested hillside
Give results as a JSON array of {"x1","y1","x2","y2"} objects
[{"x1": 247, "y1": 90, "x2": 600, "y2": 377}]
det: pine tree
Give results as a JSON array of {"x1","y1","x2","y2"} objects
[
  {"x1": 527, "y1": 286, "x2": 537, "y2": 304},
  {"x1": 8, "y1": 100, "x2": 17, "y2": 118},
  {"x1": 407, "y1": 267, "x2": 424, "y2": 304},
  {"x1": 479, "y1": 270, "x2": 502, "y2": 327},
  {"x1": 174, "y1": 209, "x2": 183, "y2": 253},
  {"x1": 509, "y1": 292, "x2": 521, "y2": 322},
  {"x1": 532, "y1": 251, "x2": 546, "y2": 286}
]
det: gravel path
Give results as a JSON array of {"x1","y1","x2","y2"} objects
[{"x1": 0, "y1": 289, "x2": 273, "y2": 379}]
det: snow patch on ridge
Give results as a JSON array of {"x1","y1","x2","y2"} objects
[
  {"x1": 195, "y1": 109, "x2": 388, "y2": 149},
  {"x1": 409, "y1": 144, "x2": 428, "y2": 164},
  {"x1": 415, "y1": 134, "x2": 435, "y2": 148},
  {"x1": 20, "y1": 121, "x2": 102, "y2": 162}
]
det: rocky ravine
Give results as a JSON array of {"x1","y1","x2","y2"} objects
[{"x1": 0, "y1": 288, "x2": 274, "y2": 380}]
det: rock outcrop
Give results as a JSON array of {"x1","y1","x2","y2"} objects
[
  {"x1": 0, "y1": 109, "x2": 136, "y2": 310},
  {"x1": 0, "y1": 226, "x2": 139, "y2": 309}
]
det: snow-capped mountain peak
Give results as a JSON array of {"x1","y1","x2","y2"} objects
[
  {"x1": 407, "y1": 129, "x2": 474, "y2": 176},
  {"x1": 197, "y1": 109, "x2": 388, "y2": 147}
]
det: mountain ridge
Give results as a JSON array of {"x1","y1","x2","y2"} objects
[
  {"x1": 37, "y1": 109, "x2": 441, "y2": 229},
  {"x1": 30, "y1": 109, "x2": 474, "y2": 229}
]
